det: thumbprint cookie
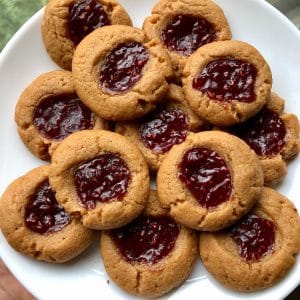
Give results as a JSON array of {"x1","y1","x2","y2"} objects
[
  {"x1": 0, "y1": 166, "x2": 96, "y2": 263},
  {"x1": 231, "y1": 92, "x2": 299, "y2": 185},
  {"x1": 49, "y1": 130, "x2": 150, "y2": 230},
  {"x1": 182, "y1": 40, "x2": 272, "y2": 126},
  {"x1": 115, "y1": 84, "x2": 205, "y2": 171},
  {"x1": 199, "y1": 188, "x2": 300, "y2": 291},
  {"x1": 100, "y1": 190, "x2": 197, "y2": 298},
  {"x1": 41, "y1": 0, "x2": 132, "y2": 70},
  {"x1": 157, "y1": 131, "x2": 263, "y2": 231},
  {"x1": 15, "y1": 70, "x2": 106, "y2": 160},
  {"x1": 143, "y1": 0, "x2": 231, "y2": 80},
  {"x1": 72, "y1": 25, "x2": 173, "y2": 121}
]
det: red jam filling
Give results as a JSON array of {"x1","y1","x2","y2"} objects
[
  {"x1": 110, "y1": 215, "x2": 179, "y2": 264},
  {"x1": 178, "y1": 147, "x2": 232, "y2": 209},
  {"x1": 139, "y1": 108, "x2": 189, "y2": 154},
  {"x1": 74, "y1": 153, "x2": 131, "y2": 209},
  {"x1": 33, "y1": 94, "x2": 94, "y2": 141},
  {"x1": 68, "y1": 0, "x2": 110, "y2": 45},
  {"x1": 161, "y1": 14, "x2": 216, "y2": 56},
  {"x1": 231, "y1": 108, "x2": 286, "y2": 156},
  {"x1": 25, "y1": 180, "x2": 70, "y2": 235},
  {"x1": 193, "y1": 58, "x2": 257, "y2": 102},
  {"x1": 229, "y1": 214, "x2": 275, "y2": 262},
  {"x1": 99, "y1": 42, "x2": 149, "y2": 94}
]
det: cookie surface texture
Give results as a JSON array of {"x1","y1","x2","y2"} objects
[
  {"x1": 0, "y1": 166, "x2": 96, "y2": 263},
  {"x1": 72, "y1": 25, "x2": 173, "y2": 121},
  {"x1": 49, "y1": 130, "x2": 150, "y2": 230},
  {"x1": 100, "y1": 190, "x2": 198, "y2": 298},
  {"x1": 41, "y1": 0, "x2": 132, "y2": 70},
  {"x1": 157, "y1": 131, "x2": 263, "y2": 231},
  {"x1": 199, "y1": 187, "x2": 300, "y2": 291},
  {"x1": 182, "y1": 40, "x2": 272, "y2": 126}
]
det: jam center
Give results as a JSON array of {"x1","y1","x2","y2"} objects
[
  {"x1": 193, "y1": 58, "x2": 257, "y2": 102},
  {"x1": 161, "y1": 14, "x2": 216, "y2": 56},
  {"x1": 229, "y1": 214, "x2": 275, "y2": 262},
  {"x1": 33, "y1": 94, "x2": 94, "y2": 141},
  {"x1": 178, "y1": 147, "x2": 232, "y2": 209},
  {"x1": 99, "y1": 42, "x2": 149, "y2": 94},
  {"x1": 231, "y1": 108, "x2": 286, "y2": 156},
  {"x1": 25, "y1": 180, "x2": 70, "y2": 235},
  {"x1": 139, "y1": 108, "x2": 189, "y2": 154},
  {"x1": 110, "y1": 215, "x2": 179, "y2": 264},
  {"x1": 68, "y1": 0, "x2": 110, "y2": 45},
  {"x1": 74, "y1": 153, "x2": 131, "y2": 209}
]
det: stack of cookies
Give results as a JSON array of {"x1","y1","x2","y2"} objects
[{"x1": 1, "y1": 0, "x2": 300, "y2": 298}]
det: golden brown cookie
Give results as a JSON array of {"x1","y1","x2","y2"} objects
[
  {"x1": 157, "y1": 131, "x2": 263, "y2": 231},
  {"x1": 41, "y1": 0, "x2": 132, "y2": 70},
  {"x1": 49, "y1": 129, "x2": 150, "y2": 230},
  {"x1": 100, "y1": 190, "x2": 198, "y2": 298},
  {"x1": 182, "y1": 40, "x2": 272, "y2": 126},
  {"x1": 230, "y1": 92, "x2": 299, "y2": 186},
  {"x1": 72, "y1": 25, "x2": 174, "y2": 121},
  {"x1": 199, "y1": 187, "x2": 300, "y2": 292},
  {"x1": 143, "y1": 0, "x2": 232, "y2": 80},
  {"x1": 0, "y1": 166, "x2": 96, "y2": 263},
  {"x1": 15, "y1": 70, "x2": 106, "y2": 161},
  {"x1": 115, "y1": 84, "x2": 205, "y2": 171}
]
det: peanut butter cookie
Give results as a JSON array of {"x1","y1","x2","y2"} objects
[
  {"x1": 0, "y1": 166, "x2": 96, "y2": 263},
  {"x1": 199, "y1": 187, "x2": 300, "y2": 291},
  {"x1": 157, "y1": 131, "x2": 263, "y2": 231},
  {"x1": 230, "y1": 92, "x2": 299, "y2": 185},
  {"x1": 49, "y1": 130, "x2": 150, "y2": 230},
  {"x1": 100, "y1": 190, "x2": 197, "y2": 298},
  {"x1": 15, "y1": 70, "x2": 106, "y2": 161},
  {"x1": 143, "y1": 0, "x2": 231, "y2": 80},
  {"x1": 72, "y1": 25, "x2": 173, "y2": 121},
  {"x1": 183, "y1": 40, "x2": 272, "y2": 126},
  {"x1": 41, "y1": 0, "x2": 132, "y2": 70},
  {"x1": 115, "y1": 84, "x2": 205, "y2": 171}
]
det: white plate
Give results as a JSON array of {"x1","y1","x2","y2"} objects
[{"x1": 0, "y1": 0, "x2": 299, "y2": 299}]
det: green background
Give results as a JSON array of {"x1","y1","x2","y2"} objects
[{"x1": 0, "y1": 0, "x2": 47, "y2": 50}]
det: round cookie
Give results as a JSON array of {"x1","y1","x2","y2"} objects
[
  {"x1": 182, "y1": 40, "x2": 272, "y2": 126},
  {"x1": 49, "y1": 129, "x2": 150, "y2": 230},
  {"x1": 100, "y1": 190, "x2": 198, "y2": 298},
  {"x1": 143, "y1": 0, "x2": 232, "y2": 80},
  {"x1": 72, "y1": 25, "x2": 174, "y2": 121},
  {"x1": 230, "y1": 92, "x2": 299, "y2": 185},
  {"x1": 199, "y1": 187, "x2": 300, "y2": 291},
  {"x1": 0, "y1": 166, "x2": 96, "y2": 263},
  {"x1": 115, "y1": 84, "x2": 205, "y2": 171},
  {"x1": 157, "y1": 131, "x2": 263, "y2": 231},
  {"x1": 41, "y1": 0, "x2": 132, "y2": 70},
  {"x1": 15, "y1": 70, "x2": 106, "y2": 161}
]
